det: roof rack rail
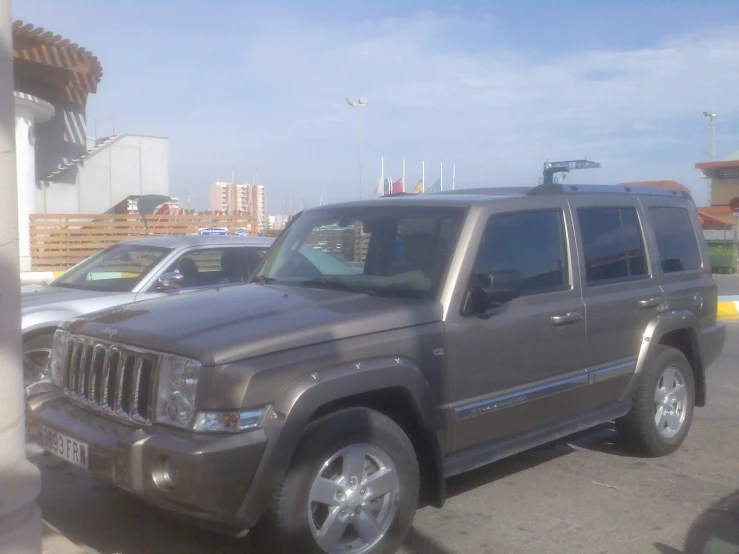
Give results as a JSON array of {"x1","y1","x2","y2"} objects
[
  {"x1": 433, "y1": 187, "x2": 532, "y2": 196},
  {"x1": 527, "y1": 183, "x2": 693, "y2": 200}
]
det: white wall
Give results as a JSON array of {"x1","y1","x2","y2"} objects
[{"x1": 40, "y1": 134, "x2": 170, "y2": 214}]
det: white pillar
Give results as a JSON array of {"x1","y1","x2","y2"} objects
[
  {"x1": 14, "y1": 93, "x2": 54, "y2": 273},
  {"x1": 0, "y1": 1, "x2": 44, "y2": 552}
]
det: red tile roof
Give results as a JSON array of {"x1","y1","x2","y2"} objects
[
  {"x1": 618, "y1": 180, "x2": 691, "y2": 193},
  {"x1": 695, "y1": 160, "x2": 739, "y2": 170}
]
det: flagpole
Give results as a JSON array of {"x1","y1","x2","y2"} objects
[
  {"x1": 422, "y1": 161, "x2": 425, "y2": 194},
  {"x1": 440, "y1": 162, "x2": 443, "y2": 191},
  {"x1": 452, "y1": 164, "x2": 456, "y2": 190},
  {"x1": 402, "y1": 159, "x2": 405, "y2": 193}
]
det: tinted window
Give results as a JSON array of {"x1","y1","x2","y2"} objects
[
  {"x1": 256, "y1": 206, "x2": 465, "y2": 298},
  {"x1": 165, "y1": 248, "x2": 251, "y2": 287},
  {"x1": 473, "y1": 210, "x2": 568, "y2": 295},
  {"x1": 649, "y1": 207, "x2": 701, "y2": 273},
  {"x1": 578, "y1": 207, "x2": 648, "y2": 283}
]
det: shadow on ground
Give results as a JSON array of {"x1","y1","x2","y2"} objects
[
  {"x1": 654, "y1": 489, "x2": 739, "y2": 554},
  {"x1": 33, "y1": 423, "x2": 635, "y2": 554}
]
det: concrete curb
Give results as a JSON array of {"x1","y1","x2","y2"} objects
[{"x1": 717, "y1": 296, "x2": 739, "y2": 319}]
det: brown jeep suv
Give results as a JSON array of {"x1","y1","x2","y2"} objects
[{"x1": 30, "y1": 184, "x2": 725, "y2": 554}]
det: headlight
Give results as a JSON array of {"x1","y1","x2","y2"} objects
[
  {"x1": 192, "y1": 405, "x2": 273, "y2": 433},
  {"x1": 50, "y1": 329, "x2": 70, "y2": 388},
  {"x1": 155, "y1": 354, "x2": 201, "y2": 429}
]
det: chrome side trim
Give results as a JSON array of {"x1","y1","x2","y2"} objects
[
  {"x1": 455, "y1": 374, "x2": 589, "y2": 420},
  {"x1": 588, "y1": 359, "x2": 636, "y2": 384},
  {"x1": 453, "y1": 357, "x2": 637, "y2": 420}
]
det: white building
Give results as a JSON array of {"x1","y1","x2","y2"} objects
[
  {"x1": 39, "y1": 134, "x2": 170, "y2": 214},
  {"x1": 209, "y1": 181, "x2": 266, "y2": 231},
  {"x1": 12, "y1": 20, "x2": 170, "y2": 270}
]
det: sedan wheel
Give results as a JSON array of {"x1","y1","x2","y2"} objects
[{"x1": 22, "y1": 333, "x2": 54, "y2": 392}]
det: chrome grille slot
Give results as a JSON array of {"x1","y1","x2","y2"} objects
[
  {"x1": 60, "y1": 335, "x2": 159, "y2": 425},
  {"x1": 88, "y1": 345, "x2": 107, "y2": 405},
  {"x1": 77, "y1": 344, "x2": 93, "y2": 398}
]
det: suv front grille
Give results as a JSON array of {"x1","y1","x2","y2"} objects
[{"x1": 61, "y1": 336, "x2": 158, "y2": 424}]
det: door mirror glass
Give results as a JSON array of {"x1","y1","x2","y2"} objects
[
  {"x1": 481, "y1": 269, "x2": 522, "y2": 305},
  {"x1": 156, "y1": 272, "x2": 185, "y2": 290}
]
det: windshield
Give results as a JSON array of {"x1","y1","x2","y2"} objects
[
  {"x1": 52, "y1": 243, "x2": 171, "y2": 292},
  {"x1": 255, "y1": 206, "x2": 465, "y2": 298}
]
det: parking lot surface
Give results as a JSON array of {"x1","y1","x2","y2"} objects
[{"x1": 31, "y1": 324, "x2": 739, "y2": 554}]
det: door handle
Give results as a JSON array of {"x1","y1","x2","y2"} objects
[
  {"x1": 551, "y1": 312, "x2": 582, "y2": 325},
  {"x1": 639, "y1": 297, "x2": 662, "y2": 309}
]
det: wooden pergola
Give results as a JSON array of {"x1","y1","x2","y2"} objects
[{"x1": 12, "y1": 20, "x2": 103, "y2": 106}]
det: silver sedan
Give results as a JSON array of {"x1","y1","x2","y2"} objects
[{"x1": 22, "y1": 234, "x2": 274, "y2": 395}]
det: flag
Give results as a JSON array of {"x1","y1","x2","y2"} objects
[
  {"x1": 426, "y1": 179, "x2": 441, "y2": 193},
  {"x1": 391, "y1": 178, "x2": 403, "y2": 194},
  {"x1": 370, "y1": 176, "x2": 384, "y2": 198},
  {"x1": 383, "y1": 177, "x2": 392, "y2": 196},
  {"x1": 410, "y1": 179, "x2": 423, "y2": 194}
]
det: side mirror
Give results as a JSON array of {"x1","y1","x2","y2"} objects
[
  {"x1": 156, "y1": 272, "x2": 185, "y2": 290},
  {"x1": 481, "y1": 269, "x2": 522, "y2": 304}
]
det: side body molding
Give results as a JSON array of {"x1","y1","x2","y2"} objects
[
  {"x1": 234, "y1": 357, "x2": 444, "y2": 528},
  {"x1": 619, "y1": 310, "x2": 702, "y2": 404}
]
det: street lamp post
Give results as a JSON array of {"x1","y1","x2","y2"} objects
[
  {"x1": 346, "y1": 97, "x2": 368, "y2": 200},
  {"x1": 0, "y1": 1, "x2": 43, "y2": 552}
]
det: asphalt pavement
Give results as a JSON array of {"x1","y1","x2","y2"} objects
[
  {"x1": 715, "y1": 274, "x2": 739, "y2": 297},
  {"x1": 30, "y1": 324, "x2": 739, "y2": 554}
]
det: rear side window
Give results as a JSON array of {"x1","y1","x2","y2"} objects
[
  {"x1": 578, "y1": 207, "x2": 648, "y2": 284},
  {"x1": 649, "y1": 207, "x2": 702, "y2": 273},
  {"x1": 473, "y1": 210, "x2": 569, "y2": 296}
]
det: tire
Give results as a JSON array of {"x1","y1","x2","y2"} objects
[
  {"x1": 22, "y1": 332, "x2": 54, "y2": 388},
  {"x1": 617, "y1": 345, "x2": 695, "y2": 456},
  {"x1": 262, "y1": 407, "x2": 419, "y2": 554}
]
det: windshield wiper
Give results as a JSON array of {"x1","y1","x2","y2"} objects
[
  {"x1": 366, "y1": 283, "x2": 424, "y2": 298},
  {"x1": 251, "y1": 275, "x2": 277, "y2": 285},
  {"x1": 299, "y1": 278, "x2": 357, "y2": 292}
]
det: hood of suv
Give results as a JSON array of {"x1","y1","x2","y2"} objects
[{"x1": 68, "y1": 283, "x2": 442, "y2": 365}]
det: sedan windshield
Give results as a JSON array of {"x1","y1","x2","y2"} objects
[
  {"x1": 255, "y1": 205, "x2": 465, "y2": 298},
  {"x1": 52, "y1": 243, "x2": 171, "y2": 292}
]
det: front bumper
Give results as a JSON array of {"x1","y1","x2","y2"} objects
[{"x1": 31, "y1": 396, "x2": 267, "y2": 533}]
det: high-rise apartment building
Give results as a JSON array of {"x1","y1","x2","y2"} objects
[{"x1": 208, "y1": 182, "x2": 266, "y2": 231}]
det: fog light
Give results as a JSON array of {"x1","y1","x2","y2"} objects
[{"x1": 152, "y1": 457, "x2": 179, "y2": 490}]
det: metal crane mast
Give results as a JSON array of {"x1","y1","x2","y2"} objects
[{"x1": 542, "y1": 159, "x2": 601, "y2": 185}]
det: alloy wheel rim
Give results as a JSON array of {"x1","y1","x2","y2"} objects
[
  {"x1": 307, "y1": 442, "x2": 400, "y2": 554},
  {"x1": 654, "y1": 366, "x2": 688, "y2": 438},
  {"x1": 23, "y1": 347, "x2": 52, "y2": 387}
]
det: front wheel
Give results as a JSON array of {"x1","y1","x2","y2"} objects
[
  {"x1": 263, "y1": 407, "x2": 419, "y2": 554},
  {"x1": 617, "y1": 345, "x2": 695, "y2": 456},
  {"x1": 23, "y1": 333, "x2": 54, "y2": 390}
]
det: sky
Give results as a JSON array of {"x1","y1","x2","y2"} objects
[{"x1": 12, "y1": 0, "x2": 739, "y2": 212}]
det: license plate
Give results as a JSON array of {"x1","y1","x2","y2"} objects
[{"x1": 41, "y1": 426, "x2": 89, "y2": 470}]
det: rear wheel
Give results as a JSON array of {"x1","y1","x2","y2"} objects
[
  {"x1": 263, "y1": 407, "x2": 419, "y2": 554},
  {"x1": 617, "y1": 345, "x2": 695, "y2": 456}
]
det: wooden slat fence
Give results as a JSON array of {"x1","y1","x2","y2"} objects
[{"x1": 30, "y1": 214, "x2": 260, "y2": 271}]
